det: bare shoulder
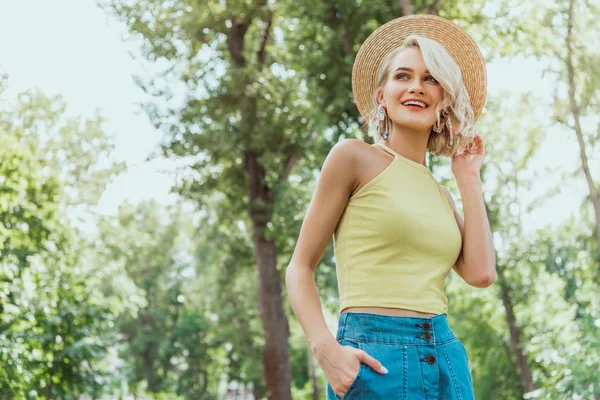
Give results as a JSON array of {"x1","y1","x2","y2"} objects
[
  {"x1": 287, "y1": 139, "x2": 391, "y2": 271},
  {"x1": 286, "y1": 139, "x2": 370, "y2": 271},
  {"x1": 326, "y1": 138, "x2": 379, "y2": 173},
  {"x1": 327, "y1": 138, "x2": 371, "y2": 163},
  {"x1": 334, "y1": 139, "x2": 394, "y2": 197}
]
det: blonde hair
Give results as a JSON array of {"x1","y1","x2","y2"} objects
[{"x1": 367, "y1": 35, "x2": 476, "y2": 157}]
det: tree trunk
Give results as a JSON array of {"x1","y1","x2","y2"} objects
[
  {"x1": 247, "y1": 151, "x2": 292, "y2": 400},
  {"x1": 427, "y1": 0, "x2": 442, "y2": 14},
  {"x1": 227, "y1": 6, "x2": 291, "y2": 397},
  {"x1": 253, "y1": 226, "x2": 292, "y2": 400},
  {"x1": 308, "y1": 346, "x2": 320, "y2": 400},
  {"x1": 400, "y1": 0, "x2": 413, "y2": 15},
  {"x1": 497, "y1": 265, "x2": 536, "y2": 394},
  {"x1": 565, "y1": 0, "x2": 600, "y2": 253},
  {"x1": 486, "y1": 202, "x2": 536, "y2": 395},
  {"x1": 140, "y1": 310, "x2": 161, "y2": 392}
]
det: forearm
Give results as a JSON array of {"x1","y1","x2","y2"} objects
[
  {"x1": 456, "y1": 174, "x2": 496, "y2": 286},
  {"x1": 285, "y1": 264, "x2": 336, "y2": 354}
]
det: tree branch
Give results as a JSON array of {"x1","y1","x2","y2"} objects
[
  {"x1": 257, "y1": 8, "x2": 273, "y2": 65},
  {"x1": 565, "y1": 0, "x2": 600, "y2": 252},
  {"x1": 428, "y1": 0, "x2": 442, "y2": 15},
  {"x1": 227, "y1": 17, "x2": 250, "y2": 67},
  {"x1": 283, "y1": 148, "x2": 303, "y2": 176}
]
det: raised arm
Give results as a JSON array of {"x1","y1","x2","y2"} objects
[{"x1": 444, "y1": 134, "x2": 496, "y2": 288}]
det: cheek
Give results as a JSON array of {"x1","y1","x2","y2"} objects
[
  {"x1": 431, "y1": 87, "x2": 444, "y2": 106},
  {"x1": 385, "y1": 82, "x2": 406, "y2": 100},
  {"x1": 383, "y1": 85, "x2": 407, "y2": 113}
]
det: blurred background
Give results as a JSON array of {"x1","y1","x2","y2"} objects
[{"x1": 0, "y1": 0, "x2": 599, "y2": 399}]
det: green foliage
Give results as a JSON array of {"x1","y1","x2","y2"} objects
[
  {"x1": 0, "y1": 80, "x2": 122, "y2": 398},
  {"x1": 1, "y1": 89, "x2": 125, "y2": 207},
  {"x1": 103, "y1": 0, "x2": 600, "y2": 397},
  {"x1": 446, "y1": 278, "x2": 523, "y2": 399},
  {"x1": 0, "y1": 135, "x2": 59, "y2": 272},
  {"x1": 0, "y1": 252, "x2": 118, "y2": 398}
]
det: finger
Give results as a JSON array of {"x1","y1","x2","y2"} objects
[
  {"x1": 468, "y1": 136, "x2": 483, "y2": 154},
  {"x1": 461, "y1": 142, "x2": 474, "y2": 156},
  {"x1": 476, "y1": 136, "x2": 485, "y2": 154},
  {"x1": 356, "y1": 350, "x2": 388, "y2": 375}
]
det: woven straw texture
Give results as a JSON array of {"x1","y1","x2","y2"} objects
[{"x1": 352, "y1": 14, "x2": 487, "y2": 122}]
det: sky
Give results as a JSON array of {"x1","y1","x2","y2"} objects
[
  {"x1": 0, "y1": 0, "x2": 592, "y2": 234},
  {"x1": 0, "y1": 0, "x2": 181, "y2": 216}
]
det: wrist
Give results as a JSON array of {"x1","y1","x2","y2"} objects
[
  {"x1": 310, "y1": 335, "x2": 337, "y2": 358},
  {"x1": 455, "y1": 172, "x2": 481, "y2": 187}
]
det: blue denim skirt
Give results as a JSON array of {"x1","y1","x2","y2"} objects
[{"x1": 326, "y1": 312, "x2": 474, "y2": 400}]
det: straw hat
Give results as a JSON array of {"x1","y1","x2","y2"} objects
[{"x1": 352, "y1": 14, "x2": 487, "y2": 123}]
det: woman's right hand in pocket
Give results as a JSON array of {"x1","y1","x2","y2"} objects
[{"x1": 313, "y1": 339, "x2": 388, "y2": 398}]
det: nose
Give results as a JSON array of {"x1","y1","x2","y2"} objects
[{"x1": 409, "y1": 80, "x2": 425, "y2": 95}]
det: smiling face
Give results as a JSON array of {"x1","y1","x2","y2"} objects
[{"x1": 377, "y1": 47, "x2": 444, "y2": 134}]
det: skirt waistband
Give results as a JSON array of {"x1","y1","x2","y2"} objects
[{"x1": 337, "y1": 312, "x2": 456, "y2": 345}]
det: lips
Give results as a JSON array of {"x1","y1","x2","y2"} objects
[
  {"x1": 401, "y1": 99, "x2": 429, "y2": 109},
  {"x1": 403, "y1": 105, "x2": 426, "y2": 111}
]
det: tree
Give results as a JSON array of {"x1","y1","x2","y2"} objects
[
  {"x1": 102, "y1": 0, "x2": 595, "y2": 397},
  {"x1": 560, "y1": 0, "x2": 600, "y2": 254},
  {"x1": 507, "y1": 0, "x2": 600, "y2": 255},
  {"x1": 0, "y1": 78, "x2": 124, "y2": 398},
  {"x1": 94, "y1": 201, "x2": 209, "y2": 397}
]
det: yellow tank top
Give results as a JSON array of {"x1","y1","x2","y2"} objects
[{"x1": 333, "y1": 142, "x2": 462, "y2": 315}]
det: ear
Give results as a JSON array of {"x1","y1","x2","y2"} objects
[{"x1": 377, "y1": 91, "x2": 385, "y2": 107}]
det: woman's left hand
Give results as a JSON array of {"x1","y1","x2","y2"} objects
[{"x1": 451, "y1": 134, "x2": 485, "y2": 179}]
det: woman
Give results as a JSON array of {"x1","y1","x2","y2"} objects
[{"x1": 286, "y1": 15, "x2": 495, "y2": 399}]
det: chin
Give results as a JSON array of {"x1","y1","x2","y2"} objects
[
  {"x1": 391, "y1": 111, "x2": 435, "y2": 129},
  {"x1": 393, "y1": 119, "x2": 435, "y2": 132}
]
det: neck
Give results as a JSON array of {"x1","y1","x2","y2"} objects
[{"x1": 385, "y1": 124, "x2": 431, "y2": 167}]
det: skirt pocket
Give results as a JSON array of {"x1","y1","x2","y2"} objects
[
  {"x1": 343, "y1": 340, "x2": 413, "y2": 399},
  {"x1": 335, "y1": 338, "x2": 366, "y2": 399}
]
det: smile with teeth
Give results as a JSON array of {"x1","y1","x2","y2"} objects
[{"x1": 402, "y1": 100, "x2": 427, "y2": 109}]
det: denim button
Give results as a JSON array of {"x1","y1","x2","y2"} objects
[
  {"x1": 426, "y1": 355, "x2": 437, "y2": 365},
  {"x1": 423, "y1": 333, "x2": 432, "y2": 341},
  {"x1": 422, "y1": 322, "x2": 431, "y2": 331}
]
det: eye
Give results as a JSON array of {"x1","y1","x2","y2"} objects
[
  {"x1": 425, "y1": 76, "x2": 438, "y2": 83},
  {"x1": 395, "y1": 73, "x2": 409, "y2": 80}
]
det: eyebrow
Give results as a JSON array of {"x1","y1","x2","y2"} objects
[{"x1": 394, "y1": 67, "x2": 430, "y2": 74}]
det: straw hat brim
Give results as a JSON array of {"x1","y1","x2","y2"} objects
[{"x1": 352, "y1": 14, "x2": 487, "y2": 123}]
